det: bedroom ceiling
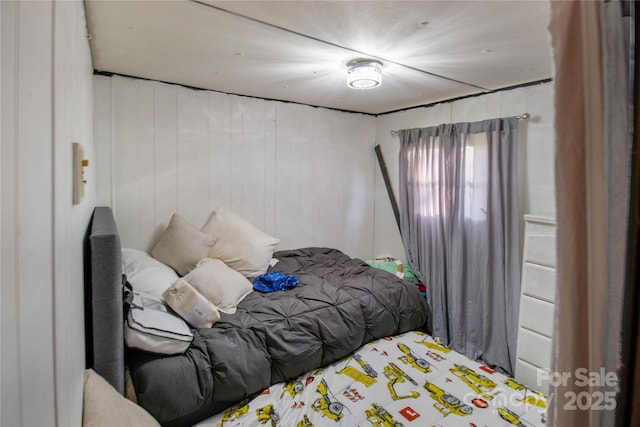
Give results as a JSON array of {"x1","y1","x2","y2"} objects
[{"x1": 84, "y1": 0, "x2": 552, "y2": 115}]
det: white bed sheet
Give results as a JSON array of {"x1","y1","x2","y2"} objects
[{"x1": 197, "y1": 330, "x2": 547, "y2": 427}]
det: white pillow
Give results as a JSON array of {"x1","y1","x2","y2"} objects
[
  {"x1": 151, "y1": 213, "x2": 218, "y2": 276},
  {"x1": 122, "y1": 248, "x2": 179, "y2": 299},
  {"x1": 201, "y1": 207, "x2": 279, "y2": 277},
  {"x1": 182, "y1": 258, "x2": 253, "y2": 314},
  {"x1": 163, "y1": 279, "x2": 221, "y2": 329}
]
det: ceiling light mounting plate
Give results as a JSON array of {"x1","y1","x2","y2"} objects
[{"x1": 347, "y1": 58, "x2": 383, "y2": 90}]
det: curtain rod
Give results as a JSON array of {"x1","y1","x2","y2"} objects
[{"x1": 389, "y1": 113, "x2": 531, "y2": 136}]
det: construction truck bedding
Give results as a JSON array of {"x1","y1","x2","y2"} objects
[{"x1": 197, "y1": 330, "x2": 547, "y2": 427}]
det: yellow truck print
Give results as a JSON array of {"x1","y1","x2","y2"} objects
[
  {"x1": 311, "y1": 379, "x2": 344, "y2": 422},
  {"x1": 397, "y1": 343, "x2": 431, "y2": 373},
  {"x1": 383, "y1": 362, "x2": 420, "y2": 400},
  {"x1": 423, "y1": 381, "x2": 473, "y2": 417},
  {"x1": 450, "y1": 364, "x2": 497, "y2": 400},
  {"x1": 365, "y1": 403, "x2": 405, "y2": 427}
]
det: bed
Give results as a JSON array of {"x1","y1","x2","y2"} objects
[
  {"x1": 87, "y1": 207, "x2": 429, "y2": 426},
  {"x1": 87, "y1": 207, "x2": 546, "y2": 427},
  {"x1": 197, "y1": 330, "x2": 548, "y2": 427}
]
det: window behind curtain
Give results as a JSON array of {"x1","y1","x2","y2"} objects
[{"x1": 405, "y1": 133, "x2": 488, "y2": 221}]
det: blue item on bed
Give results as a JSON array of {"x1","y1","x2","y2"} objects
[{"x1": 253, "y1": 271, "x2": 299, "y2": 293}]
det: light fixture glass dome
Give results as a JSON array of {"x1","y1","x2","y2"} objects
[{"x1": 347, "y1": 59, "x2": 382, "y2": 89}]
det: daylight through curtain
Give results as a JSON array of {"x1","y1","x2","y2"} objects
[{"x1": 398, "y1": 117, "x2": 521, "y2": 374}]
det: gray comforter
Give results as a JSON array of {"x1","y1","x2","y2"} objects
[{"x1": 128, "y1": 247, "x2": 428, "y2": 426}]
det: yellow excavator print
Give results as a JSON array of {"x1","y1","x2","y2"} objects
[
  {"x1": 217, "y1": 399, "x2": 249, "y2": 427},
  {"x1": 521, "y1": 395, "x2": 547, "y2": 409},
  {"x1": 423, "y1": 381, "x2": 474, "y2": 417},
  {"x1": 337, "y1": 365, "x2": 377, "y2": 387},
  {"x1": 497, "y1": 407, "x2": 535, "y2": 426},
  {"x1": 296, "y1": 414, "x2": 314, "y2": 427},
  {"x1": 281, "y1": 379, "x2": 305, "y2": 399},
  {"x1": 397, "y1": 343, "x2": 431, "y2": 373},
  {"x1": 337, "y1": 354, "x2": 378, "y2": 387},
  {"x1": 504, "y1": 378, "x2": 526, "y2": 391},
  {"x1": 414, "y1": 337, "x2": 452, "y2": 354},
  {"x1": 450, "y1": 364, "x2": 497, "y2": 400},
  {"x1": 256, "y1": 404, "x2": 280, "y2": 427},
  {"x1": 503, "y1": 378, "x2": 547, "y2": 408},
  {"x1": 354, "y1": 354, "x2": 378, "y2": 378},
  {"x1": 365, "y1": 403, "x2": 405, "y2": 427},
  {"x1": 311, "y1": 379, "x2": 345, "y2": 422},
  {"x1": 383, "y1": 362, "x2": 420, "y2": 400}
]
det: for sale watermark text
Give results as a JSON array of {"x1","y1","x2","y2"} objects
[{"x1": 539, "y1": 368, "x2": 618, "y2": 411}]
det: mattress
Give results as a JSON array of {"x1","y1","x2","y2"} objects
[{"x1": 197, "y1": 330, "x2": 547, "y2": 426}]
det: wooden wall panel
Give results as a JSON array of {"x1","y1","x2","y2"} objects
[
  {"x1": 263, "y1": 101, "x2": 277, "y2": 236},
  {"x1": 313, "y1": 108, "x2": 344, "y2": 248},
  {"x1": 137, "y1": 80, "x2": 156, "y2": 250},
  {"x1": 3, "y1": 1, "x2": 95, "y2": 424},
  {"x1": 95, "y1": 75, "x2": 376, "y2": 259},
  {"x1": 112, "y1": 77, "x2": 140, "y2": 249},
  {"x1": 342, "y1": 115, "x2": 376, "y2": 258},
  {"x1": 240, "y1": 97, "x2": 268, "y2": 230},
  {"x1": 2, "y1": 3, "x2": 57, "y2": 424},
  {"x1": 152, "y1": 83, "x2": 178, "y2": 250},
  {"x1": 176, "y1": 88, "x2": 209, "y2": 228},
  {"x1": 94, "y1": 77, "x2": 113, "y2": 207},
  {"x1": 207, "y1": 91, "x2": 232, "y2": 214},
  {"x1": 273, "y1": 102, "x2": 303, "y2": 249},
  {"x1": 228, "y1": 96, "x2": 243, "y2": 216},
  {"x1": 294, "y1": 105, "x2": 318, "y2": 248}
]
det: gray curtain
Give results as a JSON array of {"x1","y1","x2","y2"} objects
[{"x1": 398, "y1": 117, "x2": 520, "y2": 375}]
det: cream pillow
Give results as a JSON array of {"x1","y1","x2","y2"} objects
[
  {"x1": 163, "y1": 278, "x2": 221, "y2": 328},
  {"x1": 122, "y1": 248, "x2": 179, "y2": 299},
  {"x1": 201, "y1": 207, "x2": 279, "y2": 277},
  {"x1": 151, "y1": 213, "x2": 218, "y2": 276},
  {"x1": 183, "y1": 258, "x2": 253, "y2": 314},
  {"x1": 82, "y1": 369, "x2": 160, "y2": 427}
]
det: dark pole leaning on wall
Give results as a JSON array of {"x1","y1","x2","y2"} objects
[{"x1": 375, "y1": 144, "x2": 401, "y2": 234}]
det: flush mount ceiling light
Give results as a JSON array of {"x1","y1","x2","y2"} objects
[{"x1": 347, "y1": 59, "x2": 383, "y2": 90}]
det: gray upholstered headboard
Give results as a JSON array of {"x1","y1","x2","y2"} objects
[{"x1": 86, "y1": 206, "x2": 125, "y2": 394}]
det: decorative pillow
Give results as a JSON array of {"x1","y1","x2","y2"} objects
[
  {"x1": 201, "y1": 207, "x2": 280, "y2": 277},
  {"x1": 122, "y1": 248, "x2": 179, "y2": 299},
  {"x1": 151, "y1": 213, "x2": 218, "y2": 276},
  {"x1": 82, "y1": 369, "x2": 160, "y2": 427},
  {"x1": 183, "y1": 258, "x2": 253, "y2": 314},
  {"x1": 163, "y1": 278, "x2": 221, "y2": 328}
]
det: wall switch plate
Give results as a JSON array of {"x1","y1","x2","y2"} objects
[{"x1": 72, "y1": 142, "x2": 88, "y2": 205}]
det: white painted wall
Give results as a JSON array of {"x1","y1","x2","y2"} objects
[
  {"x1": 373, "y1": 82, "x2": 555, "y2": 261},
  {"x1": 1, "y1": 1, "x2": 95, "y2": 425},
  {"x1": 94, "y1": 75, "x2": 376, "y2": 259},
  {"x1": 52, "y1": 1, "x2": 97, "y2": 424},
  {"x1": 95, "y1": 76, "x2": 556, "y2": 266}
]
